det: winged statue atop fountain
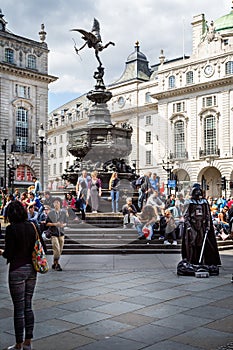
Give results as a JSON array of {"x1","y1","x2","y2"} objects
[{"x1": 71, "y1": 18, "x2": 115, "y2": 67}]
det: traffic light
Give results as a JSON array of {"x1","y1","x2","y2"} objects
[
  {"x1": 221, "y1": 176, "x2": 226, "y2": 190},
  {"x1": 9, "y1": 169, "x2": 15, "y2": 185}
]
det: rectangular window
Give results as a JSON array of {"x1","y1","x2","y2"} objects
[
  {"x1": 5, "y1": 48, "x2": 14, "y2": 64},
  {"x1": 204, "y1": 116, "x2": 216, "y2": 155},
  {"x1": 60, "y1": 135, "x2": 63, "y2": 143},
  {"x1": 145, "y1": 115, "x2": 152, "y2": 125},
  {"x1": 226, "y1": 61, "x2": 233, "y2": 75},
  {"x1": 173, "y1": 101, "x2": 185, "y2": 113},
  {"x1": 146, "y1": 131, "x2": 151, "y2": 143},
  {"x1": 174, "y1": 121, "x2": 185, "y2": 158},
  {"x1": 59, "y1": 147, "x2": 63, "y2": 157},
  {"x1": 59, "y1": 163, "x2": 63, "y2": 173},
  {"x1": 202, "y1": 95, "x2": 217, "y2": 108},
  {"x1": 15, "y1": 84, "x2": 30, "y2": 98},
  {"x1": 53, "y1": 163, "x2": 56, "y2": 175},
  {"x1": 146, "y1": 150, "x2": 152, "y2": 165},
  {"x1": 186, "y1": 71, "x2": 194, "y2": 85}
]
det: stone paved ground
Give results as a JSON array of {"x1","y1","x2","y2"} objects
[{"x1": 0, "y1": 251, "x2": 233, "y2": 350}]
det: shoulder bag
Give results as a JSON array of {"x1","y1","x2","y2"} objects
[{"x1": 31, "y1": 222, "x2": 49, "y2": 274}]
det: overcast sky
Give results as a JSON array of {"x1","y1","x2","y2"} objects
[{"x1": 1, "y1": 0, "x2": 231, "y2": 112}]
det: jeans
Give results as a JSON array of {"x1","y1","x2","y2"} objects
[
  {"x1": 111, "y1": 190, "x2": 119, "y2": 212},
  {"x1": 9, "y1": 264, "x2": 37, "y2": 343},
  {"x1": 136, "y1": 223, "x2": 154, "y2": 240}
]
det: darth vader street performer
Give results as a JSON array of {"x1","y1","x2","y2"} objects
[{"x1": 180, "y1": 183, "x2": 221, "y2": 270}]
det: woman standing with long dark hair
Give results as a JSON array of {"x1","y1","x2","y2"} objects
[{"x1": 0, "y1": 200, "x2": 37, "y2": 350}]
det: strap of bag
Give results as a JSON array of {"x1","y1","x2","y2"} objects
[{"x1": 31, "y1": 221, "x2": 39, "y2": 240}]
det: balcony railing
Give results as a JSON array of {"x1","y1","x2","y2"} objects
[
  {"x1": 199, "y1": 146, "x2": 220, "y2": 158},
  {"x1": 11, "y1": 144, "x2": 35, "y2": 154},
  {"x1": 169, "y1": 150, "x2": 188, "y2": 160}
]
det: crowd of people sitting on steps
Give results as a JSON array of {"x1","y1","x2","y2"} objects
[{"x1": 1, "y1": 170, "x2": 233, "y2": 247}]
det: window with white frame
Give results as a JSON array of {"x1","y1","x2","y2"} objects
[
  {"x1": 27, "y1": 54, "x2": 36, "y2": 69},
  {"x1": 146, "y1": 150, "x2": 152, "y2": 165},
  {"x1": 204, "y1": 115, "x2": 216, "y2": 155},
  {"x1": 225, "y1": 61, "x2": 233, "y2": 75},
  {"x1": 5, "y1": 48, "x2": 14, "y2": 64},
  {"x1": 173, "y1": 101, "x2": 185, "y2": 113},
  {"x1": 145, "y1": 115, "x2": 152, "y2": 125},
  {"x1": 53, "y1": 163, "x2": 56, "y2": 175},
  {"x1": 174, "y1": 120, "x2": 185, "y2": 158},
  {"x1": 186, "y1": 71, "x2": 193, "y2": 85},
  {"x1": 146, "y1": 131, "x2": 152, "y2": 143},
  {"x1": 15, "y1": 84, "x2": 30, "y2": 99},
  {"x1": 168, "y1": 75, "x2": 175, "y2": 88},
  {"x1": 59, "y1": 147, "x2": 63, "y2": 157},
  {"x1": 202, "y1": 95, "x2": 217, "y2": 108},
  {"x1": 16, "y1": 107, "x2": 28, "y2": 151}
]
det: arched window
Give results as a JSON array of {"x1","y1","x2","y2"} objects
[
  {"x1": 174, "y1": 120, "x2": 185, "y2": 158},
  {"x1": 204, "y1": 115, "x2": 216, "y2": 155},
  {"x1": 27, "y1": 54, "x2": 36, "y2": 69},
  {"x1": 5, "y1": 48, "x2": 14, "y2": 64},
  {"x1": 16, "y1": 165, "x2": 34, "y2": 182},
  {"x1": 145, "y1": 92, "x2": 151, "y2": 103},
  {"x1": 186, "y1": 71, "x2": 193, "y2": 84},
  {"x1": 225, "y1": 61, "x2": 233, "y2": 75},
  {"x1": 16, "y1": 107, "x2": 29, "y2": 152},
  {"x1": 168, "y1": 75, "x2": 175, "y2": 88}
]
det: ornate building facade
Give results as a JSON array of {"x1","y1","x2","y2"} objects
[
  {"x1": 48, "y1": 6, "x2": 233, "y2": 198},
  {"x1": 0, "y1": 10, "x2": 57, "y2": 191}
]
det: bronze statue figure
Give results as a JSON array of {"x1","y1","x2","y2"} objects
[{"x1": 71, "y1": 18, "x2": 115, "y2": 67}]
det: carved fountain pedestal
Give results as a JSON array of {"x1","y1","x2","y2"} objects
[{"x1": 63, "y1": 66, "x2": 137, "y2": 211}]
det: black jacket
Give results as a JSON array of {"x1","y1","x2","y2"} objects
[{"x1": 3, "y1": 221, "x2": 37, "y2": 270}]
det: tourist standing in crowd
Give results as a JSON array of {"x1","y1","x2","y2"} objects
[
  {"x1": 109, "y1": 172, "x2": 120, "y2": 213},
  {"x1": 46, "y1": 197, "x2": 68, "y2": 271},
  {"x1": 32, "y1": 176, "x2": 41, "y2": 197},
  {"x1": 87, "y1": 170, "x2": 102, "y2": 213},
  {"x1": 149, "y1": 173, "x2": 160, "y2": 192},
  {"x1": 0, "y1": 200, "x2": 37, "y2": 350},
  {"x1": 76, "y1": 169, "x2": 91, "y2": 216},
  {"x1": 138, "y1": 171, "x2": 152, "y2": 211}
]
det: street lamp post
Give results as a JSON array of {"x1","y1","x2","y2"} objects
[
  {"x1": 38, "y1": 123, "x2": 46, "y2": 192},
  {"x1": 1, "y1": 138, "x2": 8, "y2": 191},
  {"x1": 7, "y1": 154, "x2": 19, "y2": 194},
  {"x1": 162, "y1": 159, "x2": 174, "y2": 195}
]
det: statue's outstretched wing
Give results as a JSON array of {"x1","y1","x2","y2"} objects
[
  {"x1": 91, "y1": 18, "x2": 101, "y2": 41},
  {"x1": 70, "y1": 28, "x2": 99, "y2": 44}
]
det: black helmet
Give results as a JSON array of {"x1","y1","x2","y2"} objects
[{"x1": 191, "y1": 183, "x2": 203, "y2": 200}]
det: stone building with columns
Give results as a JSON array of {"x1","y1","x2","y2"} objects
[
  {"x1": 0, "y1": 10, "x2": 57, "y2": 192},
  {"x1": 48, "y1": 6, "x2": 233, "y2": 198}
]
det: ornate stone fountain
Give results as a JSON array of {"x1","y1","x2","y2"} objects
[{"x1": 63, "y1": 19, "x2": 137, "y2": 191}]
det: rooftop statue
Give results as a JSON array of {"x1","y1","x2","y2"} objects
[{"x1": 71, "y1": 18, "x2": 115, "y2": 67}]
